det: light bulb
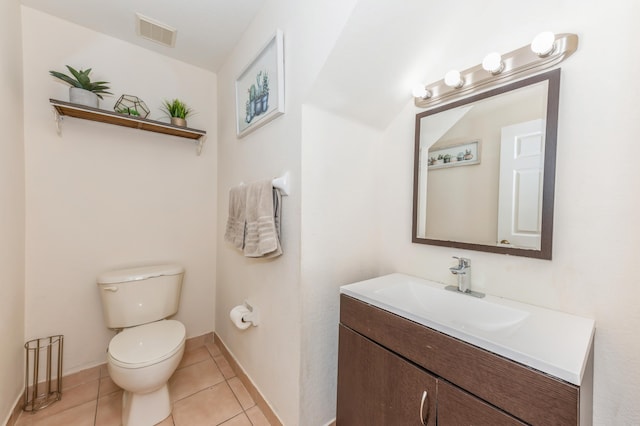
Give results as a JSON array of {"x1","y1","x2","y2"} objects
[
  {"x1": 412, "y1": 84, "x2": 431, "y2": 99},
  {"x1": 482, "y1": 52, "x2": 504, "y2": 74},
  {"x1": 531, "y1": 31, "x2": 556, "y2": 57},
  {"x1": 444, "y1": 70, "x2": 464, "y2": 88}
]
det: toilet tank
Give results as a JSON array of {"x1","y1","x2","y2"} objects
[{"x1": 97, "y1": 264, "x2": 184, "y2": 329}]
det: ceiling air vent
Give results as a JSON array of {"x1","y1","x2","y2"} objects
[{"x1": 136, "y1": 13, "x2": 177, "y2": 48}]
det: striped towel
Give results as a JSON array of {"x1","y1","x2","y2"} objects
[{"x1": 243, "y1": 179, "x2": 282, "y2": 258}]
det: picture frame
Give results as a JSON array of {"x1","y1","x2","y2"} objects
[
  {"x1": 235, "y1": 29, "x2": 285, "y2": 138},
  {"x1": 427, "y1": 140, "x2": 481, "y2": 170}
]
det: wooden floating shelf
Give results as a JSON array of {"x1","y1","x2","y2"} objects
[{"x1": 49, "y1": 99, "x2": 207, "y2": 155}]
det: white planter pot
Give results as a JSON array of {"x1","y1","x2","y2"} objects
[{"x1": 69, "y1": 87, "x2": 99, "y2": 108}]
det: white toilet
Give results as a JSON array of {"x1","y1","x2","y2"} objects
[{"x1": 97, "y1": 264, "x2": 186, "y2": 426}]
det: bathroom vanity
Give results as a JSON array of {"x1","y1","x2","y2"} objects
[{"x1": 336, "y1": 274, "x2": 594, "y2": 425}]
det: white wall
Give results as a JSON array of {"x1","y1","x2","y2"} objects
[
  {"x1": 0, "y1": 1, "x2": 25, "y2": 424},
  {"x1": 215, "y1": 0, "x2": 357, "y2": 424},
  {"x1": 22, "y1": 7, "x2": 217, "y2": 374},
  {"x1": 299, "y1": 105, "x2": 382, "y2": 422},
  {"x1": 300, "y1": 1, "x2": 640, "y2": 424},
  {"x1": 374, "y1": 2, "x2": 640, "y2": 424}
]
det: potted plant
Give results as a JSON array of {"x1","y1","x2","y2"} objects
[
  {"x1": 443, "y1": 154, "x2": 451, "y2": 163},
  {"x1": 115, "y1": 106, "x2": 141, "y2": 117},
  {"x1": 261, "y1": 71, "x2": 270, "y2": 112},
  {"x1": 49, "y1": 65, "x2": 112, "y2": 108},
  {"x1": 161, "y1": 99, "x2": 193, "y2": 127}
]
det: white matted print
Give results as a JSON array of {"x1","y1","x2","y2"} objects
[{"x1": 235, "y1": 29, "x2": 285, "y2": 138}]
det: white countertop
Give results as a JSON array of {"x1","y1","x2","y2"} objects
[{"x1": 340, "y1": 273, "x2": 595, "y2": 385}]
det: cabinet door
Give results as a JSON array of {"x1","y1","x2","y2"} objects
[
  {"x1": 337, "y1": 325, "x2": 437, "y2": 425},
  {"x1": 437, "y1": 380, "x2": 527, "y2": 426}
]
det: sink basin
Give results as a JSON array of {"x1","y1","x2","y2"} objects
[
  {"x1": 340, "y1": 273, "x2": 595, "y2": 385},
  {"x1": 375, "y1": 281, "x2": 529, "y2": 334}
]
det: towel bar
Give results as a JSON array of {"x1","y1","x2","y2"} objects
[
  {"x1": 272, "y1": 172, "x2": 290, "y2": 196},
  {"x1": 238, "y1": 171, "x2": 290, "y2": 196}
]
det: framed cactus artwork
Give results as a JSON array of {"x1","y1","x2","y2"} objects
[{"x1": 235, "y1": 29, "x2": 285, "y2": 138}]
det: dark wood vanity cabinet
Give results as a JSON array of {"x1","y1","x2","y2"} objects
[
  {"x1": 337, "y1": 294, "x2": 591, "y2": 425},
  {"x1": 337, "y1": 325, "x2": 437, "y2": 425}
]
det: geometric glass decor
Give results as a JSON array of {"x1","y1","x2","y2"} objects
[{"x1": 113, "y1": 94, "x2": 150, "y2": 118}]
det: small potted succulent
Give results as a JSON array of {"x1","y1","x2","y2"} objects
[
  {"x1": 463, "y1": 149, "x2": 474, "y2": 160},
  {"x1": 161, "y1": 99, "x2": 193, "y2": 127},
  {"x1": 49, "y1": 65, "x2": 112, "y2": 108}
]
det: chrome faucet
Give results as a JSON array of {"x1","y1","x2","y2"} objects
[
  {"x1": 449, "y1": 256, "x2": 471, "y2": 292},
  {"x1": 447, "y1": 256, "x2": 484, "y2": 298}
]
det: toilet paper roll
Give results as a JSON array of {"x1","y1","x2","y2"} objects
[{"x1": 230, "y1": 305, "x2": 252, "y2": 330}]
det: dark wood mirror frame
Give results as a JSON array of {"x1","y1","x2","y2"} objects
[{"x1": 412, "y1": 69, "x2": 561, "y2": 260}]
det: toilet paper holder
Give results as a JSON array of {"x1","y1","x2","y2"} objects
[{"x1": 240, "y1": 301, "x2": 259, "y2": 326}]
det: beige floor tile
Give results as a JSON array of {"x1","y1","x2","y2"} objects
[
  {"x1": 168, "y1": 358, "x2": 225, "y2": 402},
  {"x1": 99, "y1": 364, "x2": 110, "y2": 378},
  {"x1": 98, "y1": 376, "x2": 121, "y2": 398},
  {"x1": 17, "y1": 379, "x2": 99, "y2": 424},
  {"x1": 95, "y1": 390, "x2": 122, "y2": 426},
  {"x1": 184, "y1": 334, "x2": 206, "y2": 352},
  {"x1": 178, "y1": 346, "x2": 211, "y2": 369},
  {"x1": 227, "y1": 377, "x2": 254, "y2": 410},
  {"x1": 205, "y1": 341, "x2": 222, "y2": 357},
  {"x1": 155, "y1": 415, "x2": 175, "y2": 425},
  {"x1": 17, "y1": 340, "x2": 275, "y2": 426},
  {"x1": 61, "y1": 366, "x2": 101, "y2": 391},
  {"x1": 172, "y1": 382, "x2": 243, "y2": 426},
  {"x1": 213, "y1": 354, "x2": 236, "y2": 379},
  {"x1": 245, "y1": 406, "x2": 271, "y2": 426},
  {"x1": 17, "y1": 399, "x2": 96, "y2": 426},
  {"x1": 220, "y1": 413, "x2": 253, "y2": 426}
]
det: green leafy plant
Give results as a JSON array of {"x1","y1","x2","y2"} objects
[
  {"x1": 161, "y1": 99, "x2": 193, "y2": 119},
  {"x1": 262, "y1": 71, "x2": 269, "y2": 95},
  {"x1": 115, "y1": 107, "x2": 140, "y2": 117},
  {"x1": 49, "y1": 65, "x2": 112, "y2": 99}
]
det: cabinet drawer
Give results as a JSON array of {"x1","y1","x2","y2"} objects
[{"x1": 340, "y1": 294, "x2": 579, "y2": 425}]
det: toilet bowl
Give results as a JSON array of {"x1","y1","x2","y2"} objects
[
  {"x1": 97, "y1": 264, "x2": 186, "y2": 426},
  {"x1": 107, "y1": 320, "x2": 185, "y2": 426}
]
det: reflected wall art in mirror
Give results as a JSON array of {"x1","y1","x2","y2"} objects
[{"x1": 412, "y1": 69, "x2": 560, "y2": 259}]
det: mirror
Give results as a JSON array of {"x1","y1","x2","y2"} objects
[{"x1": 412, "y1": 69, "x2": 560, "y2": 259}]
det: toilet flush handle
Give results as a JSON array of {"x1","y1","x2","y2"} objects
[{"x1": 102, "y1": 286, "x2": 119, "y2": 292}]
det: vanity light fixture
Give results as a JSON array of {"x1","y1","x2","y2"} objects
[
  {"x1": 531, "y1": 31, "x2": 556, "y2": 57},
  {"x1": 444, "y1": 70, "x2": 464, "y2": 88},
  {"x1": 413, "y1": 32, "x2": 578, "y2": 108},
  {"x1": 412, "y1": 84, "x2": 431, "y2": 99},
  {"x1": 482, "y1": 52, "x2": 504, "y2": 74}
]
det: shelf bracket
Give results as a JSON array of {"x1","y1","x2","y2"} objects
[
  {"x1": 196, "y1": 135, "x2": 206, "y2": 156},
  {"x1": 53, "y1": 109, "x2": 63, "y2": 135}
]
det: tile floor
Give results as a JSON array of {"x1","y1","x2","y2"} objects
[{"x1": 14, "y1": 337, "x2": 272, "y2": 426}]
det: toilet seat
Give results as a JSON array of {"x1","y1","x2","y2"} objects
[{"x1": 108, "y1": 320, "x2": 185, "y2": 369}]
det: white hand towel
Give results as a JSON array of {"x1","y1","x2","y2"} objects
[
  {"x1": 244, "y1": 179, "x2": 282, "y2": 258},
  {"x1": 224, "y1": 184, "x2": 247, "y2": 250}
]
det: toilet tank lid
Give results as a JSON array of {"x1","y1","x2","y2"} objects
[{"x1": 97, "y1": 264, "x2": 184, "y2": 284}]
